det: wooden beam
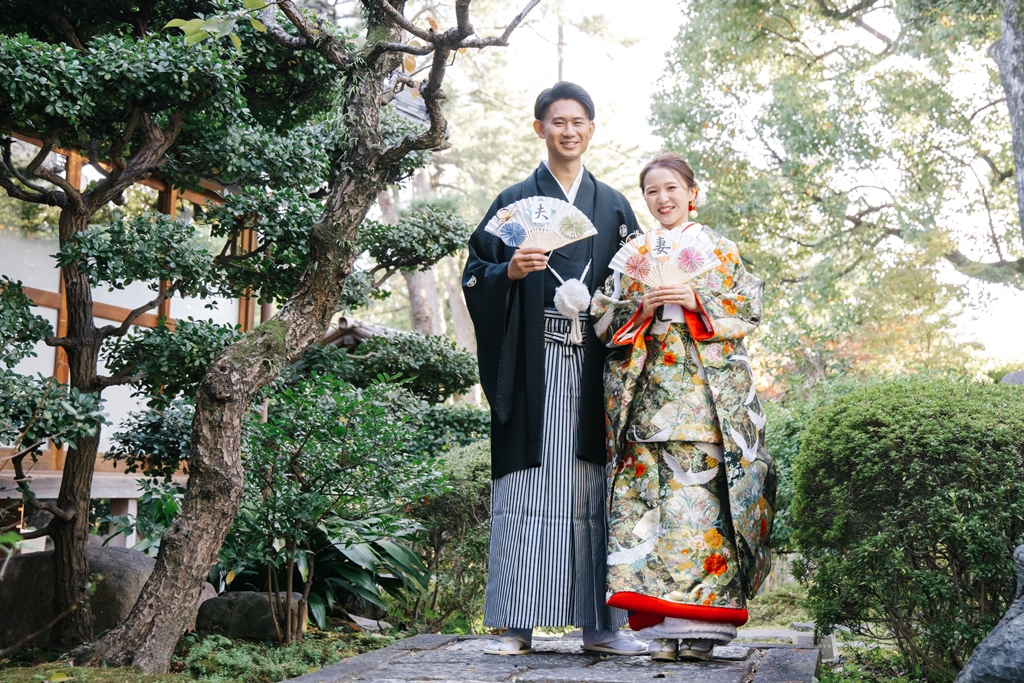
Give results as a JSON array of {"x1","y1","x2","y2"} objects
[{"x1": 20, "y1": 285, "x2": 172, "y2": 329}]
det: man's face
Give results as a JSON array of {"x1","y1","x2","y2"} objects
[{"x1": 533, "y1": 99, "x2": 595, "y2": 164}]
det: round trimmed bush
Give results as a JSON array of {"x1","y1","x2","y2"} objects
[{"x1": 792, "y1": 378, "x2": 1024, "y2": 681}]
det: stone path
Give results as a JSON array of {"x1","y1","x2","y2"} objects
[{"x1": 289, "y1": 634, "x2": 821, "y2": 683}]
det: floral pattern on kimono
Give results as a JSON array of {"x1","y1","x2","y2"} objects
[{"x1": 590, "y1": 224, "x2": 777, "y2": 603}]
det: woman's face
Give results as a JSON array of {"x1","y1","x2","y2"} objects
[{"x1": 643, "y1": 167, "x2": 697, "y2": 229}]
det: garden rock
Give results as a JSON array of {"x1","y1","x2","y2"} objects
[
  {"x1": 0, "y1": 547, "x2": 216, "y2": 648},
  {"x1": 955, "y1": 545, "x2": 1024, "y2": 683},
  {"x1": 348, "y1": 613, "x2": 392, "y2": 632},
  {"x1": 196, "y1": 591, "x2": 306, "y2": 641},
  {"x1": 999, "y1": 370, "x2": 1024, "y2": 385}
]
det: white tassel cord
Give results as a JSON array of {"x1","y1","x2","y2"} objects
[{"x1": 549, "y1": 260, "x2": 592, "y2": 344}]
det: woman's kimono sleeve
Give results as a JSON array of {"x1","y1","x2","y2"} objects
[
  {"x1": 689, "y1": 238, "x2": 764, "y2": 344},
  {"x1": 590, "y1": 272, "x2": 645, "y2": 347}
]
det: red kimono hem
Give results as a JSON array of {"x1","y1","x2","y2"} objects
[{"x1": 606, "y1": 592, "x2": 749, "y2": 630}]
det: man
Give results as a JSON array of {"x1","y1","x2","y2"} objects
[{"x1": 463, "y1": 82, "x2": 646, "y2": 656}]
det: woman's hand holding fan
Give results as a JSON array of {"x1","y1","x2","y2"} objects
[{"x1": 610, "y1": 225, "x2": 719, "y2": 321}]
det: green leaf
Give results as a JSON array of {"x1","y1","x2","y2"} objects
[
  {"x1": 244, "y1": 0, "x2": 267, "y2": 9},
  {"x1": 229, "y1": 33, "x2": 242, "y2": 52},
  {"x1": 337, "y1": 542, "x2": 377, "y2": 570},
  {"x1": 307, "y1": 593, "x2": 327, "y2": 629},
  {"x1": 248, "y1": 17, "x2": 267, "y2": 33},
  {"x1": 185, "y1": 31, "x2": 210, "y2": 45},
  {"x1": 164, "y1": 19, "x2": 188, "y2": 29}
]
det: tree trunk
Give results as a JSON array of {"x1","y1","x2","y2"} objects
[
  {"x1": 50, "y1": 209, "x2": 102, "y2": 648},
  {"x1": 375, "y1": 190, "x2": 437, "y2": 334},
  {"x1": 89, "y1": 55, "x2": 400, "y2": 673},
  {"x1": 403, "y1": 272, "x2": 436, "y2": 335},
  {"x1": 443, "y1": 258, "x2": 475, "y2": 356},
  {"x1": 443, "y1": 258, "x2": 480, "y2": 404},
  {"x1": 992, "y1": 0, "x2": 1024, "y2": 245}
]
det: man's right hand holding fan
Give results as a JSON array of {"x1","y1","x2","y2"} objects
[{"x1": 508, "y1": 247, "x2": 549, "y2": 280}]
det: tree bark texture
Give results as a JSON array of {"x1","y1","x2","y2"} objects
[
  {"x1": 89, "y1": 37, "x2": 406, "y2": 676},
  {"x1": 993, "y1": 0, "x2": 1024, "y2": 246},
  {"x1": 443, "y1": 257, "x2": 476, "y2": 356},
  {"x1": 403, "y1": 269, "x2": 444, "y2": 335},
  {"x1": 50, "y1": 209, "x2": 103, "y2": 647}
]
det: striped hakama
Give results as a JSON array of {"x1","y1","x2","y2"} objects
[{"x1": 484, "y1": 310, "x2": 625, "y2": 631}]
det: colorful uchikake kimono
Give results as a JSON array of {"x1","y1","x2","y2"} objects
[{"x1": 589, "y1": 222, "x2": 777, "y2": 642}]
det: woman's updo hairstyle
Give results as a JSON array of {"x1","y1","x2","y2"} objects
[{"x1": 639, "y1": 153, "x2": 696, "y2": 192}]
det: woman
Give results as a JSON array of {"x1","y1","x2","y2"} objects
[{"x1": 590, "y1": 153, "x2": 776, "y2": 662}]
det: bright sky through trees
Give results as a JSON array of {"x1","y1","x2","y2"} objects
[{"x1": 451, "y1": 0, "x2": 1022, "y2": 365}]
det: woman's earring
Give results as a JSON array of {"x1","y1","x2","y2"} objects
[{"x1": 688, "y1": 200, "x2": 698, "y2": 219}]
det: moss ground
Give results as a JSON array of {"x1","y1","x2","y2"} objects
[
  {"x1": 0, "y1": 630, "x2": 394, "y2": 683},
  {"x1": 744, "y1": 583, "x2": 811, "y2": 629}
]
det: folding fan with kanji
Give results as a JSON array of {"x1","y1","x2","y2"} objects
[
  {"x1": 609, "y1": 224, "x2": 719, "y2": 288},
  {"x1": 484, "y1": 196, "x2": 597, "y2": 251}
]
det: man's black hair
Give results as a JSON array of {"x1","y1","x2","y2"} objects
[{"x1": 534, "y1": 81, "x2": 595, "y2": 121}]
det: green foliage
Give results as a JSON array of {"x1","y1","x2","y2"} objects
[
  {"x1": 0, "y1": 661, "x2": 179, "y2": 683},
  {"x1": 0, "y1": 279, "x2": 105, "y2": 455},
  {"x1": 291, "y1": 335, "x2": 478, "y2": 404},
  {"x1": 347, "y1": 335, "x2": 478, "y2": 403},
  {"x1": 394, "y1": 439, "x2": 491, "y2": 632},
  {"x1": 402, "y1": 402, "x2": 489, "y2": 458},
  {"x1": 651, "y1": 0, "x2": 1019, "y2": 388},
  {"x1": 0, "y1": 276, "x2": 53, "y2": 368},
  {"x1": 103, "y1": 318, "x2": 242, "y2": 408},
  {"x1": 744, "y1": 583, "x2": 811, "y2": 630},
  {"x1": 792, "y1": 378, "x2": 1024, "y2": 680},
  {"x1": 180, "y1": 632, "x2": 393, "y2": 683},
  {"x1": 764, "y1": 376, "x2": 885, "y2": 552},
  {"x1": 0, "y1": 33, "x2": 242, "y2": 147},
  {"x1": 101, "y1": 480, "x2": 186, "y2": 556},
  {"x1": 361, "y1": 202, "x2": 472, "y2": 274},
  {"x1": 216, "y1": 374, "x2": 438, "y2": 631},
  {"x1": 107, "y1": 400, "x2": 195, "y2": 480},
  {"x1": 56, "y1": 214, "x2": 218, "y2": 297},
  {"x1": 820, "y1": 645, "x2": 926, "y2": 683},
  {"x1": 204, "y1": 187, "x2": 321, "y2": 303}
]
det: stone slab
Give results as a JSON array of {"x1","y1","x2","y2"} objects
[
  {"x1": 752, "y1": 647, "x2": 821, "y2": 683},
  {"x1": 289, "y1": 634, "x2": 820, "y2": 683},
  {"x1": 516, "y1": 656, "x2": 754, "y2": 683},
  {"x1": 392, "y1": 634, "x2": 461, "y2": 650}
]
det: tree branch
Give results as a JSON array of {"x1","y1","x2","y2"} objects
[
  {"x1": 87, "y1": 140, "x2": 111, "y2": 179},
  {"x1": 379, "y1": 0, "x2": 540, "y2": 166},
  {"x1": 968, "y1": 97, "x2": 1006, "y2": 122},
  {"x1": 24, "y1": 136, "x2": 82, "y2": 201},
  {"x1": 377, "y1": 0, "x2": 434, "y2": 41},
  {"x1": 93, "y1": 371, "x2": 144, "y2": 390},
  {"x1": 260, "y1": 5, "x2": 313, "y2": 50},
  {"x1": 85, "y1": 110, "x2": 187, "y2": 211},
  {"x1": 98, "y1": 286, "x2": 175, "y2": 339},
  {"x1": 850, "y1": 14, "x2": 893, "y2": 49},
  {"x1": 45, "y1": 8, "x2": 86, "y2": 50},
  {"x1": 813, "y1": 0, "x2": 880, "y2": 21},
  {"x1": 459, "y1": 0, "x2": 541, "y2": 48},
  {"x1": 274, "y1": 1, "x2": 350, "y2": 69},
  {"x1": 19, "y1": 524, "x2": 55, "y2": 540},
  {"x1": 376, "y1": 41, "x2": 434, "y2": 55}
]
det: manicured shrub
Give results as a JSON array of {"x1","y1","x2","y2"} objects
[
  {"x1": 393, "y1": 439, "x2": 491, "y2": 633},
  {"x1": 792, "y1": 378, "x2": 1024, "y2": 681}
]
